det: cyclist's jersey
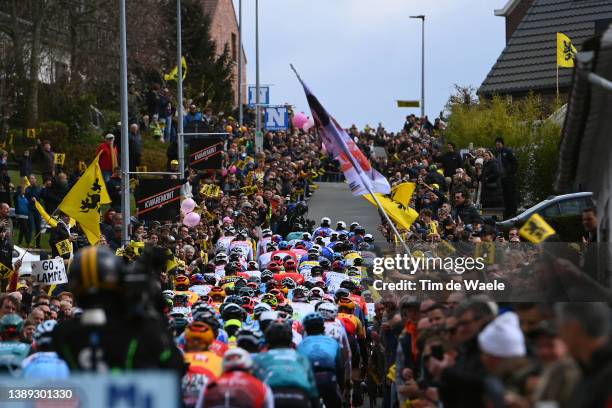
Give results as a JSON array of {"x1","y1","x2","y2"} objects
[
  {"x1": 273, "y1": 272, "x2": 305, "y2": 285},
  {"x1": 174, "y1": 290, "x2": 199, "y2": 306},
  {"x1": 257, "y1": 237, "x2": 272, "y2": 258},
  {"x1": 297, "y1": 334, "x2": 342, "y2": 372},
  {"x1": 183, "y1": 351, "x2": 223, "y2": 407},
  {"x1": 216, "y1": 236, "x2": 235, "y2": 254},
  {"x1": 323, "y1": 272, "x2": 349, "y2": 292},
  {"x1": 189, "y1": 285, "x2": 210, "y2": 297},
  {"x1": 291, "y1": 248, "x2": 308, "y2": 261},
  {"x1": 253, "y1": 348, "x2": 318, "y2": 399},
  {"x1": 201, "y1": 371, "x2": 274, "y2": 408},
  {"x1": 291, "y1": 301, "x2": 315, "y2": 322},
  {"x1": 21, "y1": 351, "x2": 70, "y2": 379},
  {"x1": 258, "y1": 252, "x2": 273, "y2": 268},
  {"x1": 270, "y1": 249, "x2": 298, "y2": 261},
  {"x1": 298, "y1": 260, "x2": 320, "y2": 275},
  {"x1": 338, "y1": 312, "x2": 366, "y2": 339},
  {"x1": 229, "y1": 240, "x2": 254, "y2": 261},
  {"x1": 0, "y1": 342, "x2": 30, "y2": 373}
]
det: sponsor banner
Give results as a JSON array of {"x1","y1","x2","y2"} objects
[
  {"x1": 136, "y1": 179, "x2": 181, "y2": 221},
  {"x1": 189, "y1": 137, "x2": 224, "y2": 170}
]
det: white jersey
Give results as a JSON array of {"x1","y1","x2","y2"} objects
[
  {"x1": 216, "y1": 236, "x2": 235, "y2": 254},
  {"x1": 291, "y1": 301, "x2": 315, "y2": 322},
  {"x1": 257, "y1": 237, "x2": 272, "y2": 258},
  {"x1": 228, "y1": 240, "x2": 253, "y2": 261},
  {"x1": 258, "y1": 252, "x2": 273, "y2": 268},
  {"x1": 324, "y1": 319, "x2": 352, "y2": 375}
]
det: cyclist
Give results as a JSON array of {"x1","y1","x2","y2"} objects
[{"x1": 298, "y1": 312, "x2": 344, "y2": 407}]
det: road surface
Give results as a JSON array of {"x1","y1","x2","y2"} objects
[{"x1": 307, "y1": 182, "x2": 390, "y2": 249}]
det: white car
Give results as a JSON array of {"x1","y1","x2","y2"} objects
[{"x1": 13, "y1": 246, "x2": 41, "y2": 277}]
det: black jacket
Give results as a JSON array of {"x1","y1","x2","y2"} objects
[
  {"x1": 49, "y1": 222, "x2": 71, "y2": 259},
  {"x1": 495, "y1": 147, "x2": 518, "y2": 177},
  {"x1": 567, "y1": 342, "x2": 612, "y2": 408},
  {"x1": 480, "y1": 159, "x2": 504, "y2": 208},
  {"x1": 453, "y1": 201, "x2": 483, "y2": 225},
  {"x1": 439, "y1": 152, "x2": 463, "y2": 177}
]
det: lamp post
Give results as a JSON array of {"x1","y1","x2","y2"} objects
[
  {"x1": 119, "y1": 0, "x2": 130, "y2": 244},
  {"x1": 238, "y1": 0, "x2": 243, "y2": 126},
  {"x1": 410, "y1": 15, "x2": 425, "y2": 118},
  {"x1": 255, "y1": 0, "x2": 262, "y2": 151},
  {"x1": 177, "y1": 0, "x2": 185, "y2": 176}
]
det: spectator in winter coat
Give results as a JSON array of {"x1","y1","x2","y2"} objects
[
  {"x1": 96, "y1": 134, "x2": 118, "y2": 182},
  {"x1": 478, "y1": 151, "x2": 504, "y2": 209},
  {"x1": 35, "y1": 139, "x2": 55, "y2": 180}
]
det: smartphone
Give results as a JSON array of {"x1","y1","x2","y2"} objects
[{"x1": 431, "y1": 344, "x2": 444, "y2": 361}]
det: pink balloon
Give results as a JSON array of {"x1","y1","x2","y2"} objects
[
  {"x1": 302, "y1": 117, "x2": 315, "y2": 132},
  {"x1": 221, "y1": 169, "x2": 228, "y2": 177},
  {"x1": 183, "y1": 211, "x2": 201, "y2": 228},
  {"x1": 292, "y1": 112, "x2": 308, "y2": 129},
  {"x1": 229, "y1": 165, "x2": 237, "y2": 174},
  {"x1": 180, "y1": 198, "x2": 196, "y2": 215}
]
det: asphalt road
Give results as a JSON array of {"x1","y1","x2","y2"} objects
[{"x1": 307, "y1": 182, "x2": 390, "y2": 249}]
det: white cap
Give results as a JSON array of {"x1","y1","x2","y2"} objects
[
  {"x1": 478, "y1": 312, "x2": 525, "y2": 358},
  {"x1": 475, "y1": 158, "x2": 484, "y2": 166}
]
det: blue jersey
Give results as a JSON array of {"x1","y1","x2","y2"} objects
[
  {"x1": 21, "y1": 352, "x2": 70, "y2": 379},
  {"x1": 297, "y1": 334, "x2": 342, "y2": 373},
  {"x1": 313, "y1": 227, "x2": 334, "y2": 238},
  {"x1": 253, "y1": 348, "x2": 318, "y2": 399}
]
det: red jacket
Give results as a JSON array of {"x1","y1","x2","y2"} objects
[{"x1": 96, "y1": 142, "x2": 118, "y2": 172}]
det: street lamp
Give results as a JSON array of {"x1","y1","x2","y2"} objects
[
  {"x1": 238, "y1": 0, "x2": 243, "y2": 126},
  {"x1": 177, "y1": 0, "x2": 185, "y2": 176},
  {"x1": 410, "y1": 15, "x2": 425, "y2": 118},
  {"x1": 255, "y1": 0, "x2": 262, "y2": 152}
]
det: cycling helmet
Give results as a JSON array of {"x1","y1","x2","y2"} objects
[
  {"x1": 192, "y1": 313, "x2": 220, "y2": 336},
  {"x1": 224, "y1": 319, "x2": 243, "y2": 337},
  {"x1": 294, "y1": 241, "x2": 307, "y2": 250},
  {"x1": 284, "y1": 259, "x2": 297, "y2": 271},
  {"x1": 173, "y1": 293, "x2": 189, "y2": 307},
  {"x1": 316, "y1": 302, "x2": 338, "y2": 321},
  {"x1": 247, "y1": 261, "x2": 259, "y2": 271},
  {"x1": 261, "y1": 293, "x2": 278, "y2": 309},
  {"x1": 254, "y1": 302, "x2": 272, "y2": 319},
  {"x1": 268, "y1": 288, "x2": 285, "y2": 300},
  {"x1": 233, "y1": 278, "x2": 247, "y2": 289},
  {"x1": 241, "y1": 297, "x2": 256, "y2": 314},
  {"x1": 209, "y1": 286, "x2": 226, "y2": 302},
  {"x1": 364, "y1": 234, "x2": 374, "y2": 242},
  {"x1": 302, "y1": 232, "x2": 312, "y2": 241},
  {"x1": 276, "y1": 303, "x2": 294, "y2": 319},
  {"x1": 193, "y1": 303, "x2": 217, "y2": 317},
  {"x1": 262, "y1": 229, "x2": 273, "y2": 237},
  {"x1": 337, "y1": 297, "x2": 355, "y2": 312},
  {"x1": 336, "y1": 221, "x2": 346, "y2": 230},
  {"x1": 266, "y1": 242, "x2": 278, "y2": 252},
  {"x1": 264, "y1": 320, "x2": 293, "y2": 348},
  {"x1": 0, "y1": 314, "x2": 23, "y2": 340},
  {"x1": 355, "y1": 226, "x2": 366, "y2": 235},
  {"x1": 222, "y1": 347, "x2": 254, "y2": 373},
  {"x1": 162, "y1": 290, "x2": 175, "y2": 300},
  {"x1": 190, "y1": 273, "x2": 205, "y2": 285},
  {"x1": 261, "y1": 270, "x2": 274, "y2": 282},
  {"x1": 215, "y1": 252, "x2": 228, "y2": 264},
  {"x1": 221, "y1": 303, "x2": 247, "y2": 322},
  {"x1": 278, "y1": 241, "x2": 290, "y2": 250},
  {"x1": 340, "y1": 279, "x2": 357, "y2": 291},
  {"x1": 353, "y1": 257, "x2": 365, "y2": 266},
  {"x1": 267, "y1": 262, "x2": 281, "y2": 273},
  {"x1": 332, "y1": 260, "x2": 346, "y2": 272},
  {"x1": 271, "y1": 234, "x2": 283, "y2": 243},
  {"x1": 309, "y1": 287, "x2": 324, "y2": 301},
  {"x1": 334, "y1": 287, "x2": 351, "y2": 302},
  {"x1": 321, "y1": 217, "x2": 331, "y2": 227},
  {"x1": 350, "y1": 222, "x2": 359, "y2": 230},
  {"x1": 184, "y1": 321, "x2": 216, "y2": 349},
  {"x1": 224, "y1": 293, "x2": 243, "y2": 304},
  {"x1": 236, "y1": 329, "x2": 263, "y2": 353},
  {"x1": 238, "y1": 287, "x2": 255, "y2": 298},
  {"x1": 319, "y1": 259, "x2": 330, "y2": 269},
  {"x1": 203, "y1": 274, "x2": 217, "y2": 285},
  {"x1": 281, "y1": 277, "x2": 296, "y2": 290},
  {"x1": 33, "y1": 320, "x2": 58, "y2": 349},
  {"x1": 68, "y1": 246, "x2": 124, "y2": 306},
  {"x1": 292, "y1": 286, "x2": 309, "y2": 302},
  {"x1": 174, "y1": 274, "x2": 190, "y2": 290},
  {"x1": 302, "y1": 312, "x2": 325, "y2": 335}
]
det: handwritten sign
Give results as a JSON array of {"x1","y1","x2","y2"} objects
[{"x1": 31, "y1": 258, "x2": 68, "y2": 286}]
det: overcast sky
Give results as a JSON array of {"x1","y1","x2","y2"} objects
[{"x1": 234, "y1": 0, "x2": 508, "y2": 131}]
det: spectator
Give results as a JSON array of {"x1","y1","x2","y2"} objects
[
  {"x1": 438, "y1": 142, "x2": 463, "y2": 178},
  {"x1": 128, "y1": 124, "x2": 142, "y2": 172},
  {"x1": 25, "y1": 175, "x2": 42, "y2": 247},
  {"x1": 13, "y1": 187, "x2": 30, "y2": 246},
  {"x1": 452, "y1": 191, "x2": 482, "y2": 225},
  {"x1": 95, "y1": 134, "x2": 118, "y2": 182},
  {"x1": 106, "y1": 167, "x2": 122, "y2": 211},
  {"x1": 35, "y1": 139, "x2": 55, "y2": 180},
  {"x1": 495, "y1": 137, "x2": 518, "y2": 218},
  {"x1": 0, "y1": 202, "x2": 12, "y2": 238},
  {"x1": 12, "y1": 148, "x2": 33, "y2": 178},
  {"x1": 556, "y1": 303, "x2": 612, "y2": 407},
  {"x1": 0, "y1": 293, "x2": 19, "y2": 318},
  {"x1": 478, "y1": 150, "x2": 504, "y2": 209},
  {"x1": 49, "y1": 212, "x2": 72, "y2": 260},
  {"x1": 184, "y1": 104, "x2": 202, "y2": 129}
]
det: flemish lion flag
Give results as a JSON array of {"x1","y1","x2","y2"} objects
[
  {"x1": 519, "y1": 213, "x2": 556, "y2": 243},
  {"x1": 58, "y1": 155, "x2": 111, "y2": 245},
  {"x1": 557, "y1": 32, "x2": 577, "y2": 68},
  {"x1": 363, "y1": 193, "x2": 418, "y2": 230},
  {"x1": 164, "y1": 57, "x2": 187, "y2": 82}
]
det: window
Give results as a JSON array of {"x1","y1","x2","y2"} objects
[
  {"x1": 231, "y1": 33, "x2": 237, "y2": 61},
  {"x1": 540, "y1": 203, "x2": 560, "y2": 218},
  {"x1": 558, "y1": 197, "x2": 586, "y2": 215}
]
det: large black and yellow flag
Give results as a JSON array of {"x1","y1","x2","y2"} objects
[
  {"x1": 164, "y1": 57, "x2": 187, "y2": 82},
  {"x1": 557, "y1": 32, "x2": 577, "y2": 68},
  {"x1": 519, "y1": 213, "x2": 556, "y2": 243},
  {"x1": 58, "y1": 155, "x2": 111, "y2": 245}
]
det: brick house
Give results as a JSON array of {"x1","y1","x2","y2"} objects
[
  {"x1": 480, "y1": 0, "x2": 612, "y2": 101},
  {"x1": 202, "y1": 0, "x2": 247, "y2": 108}
]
